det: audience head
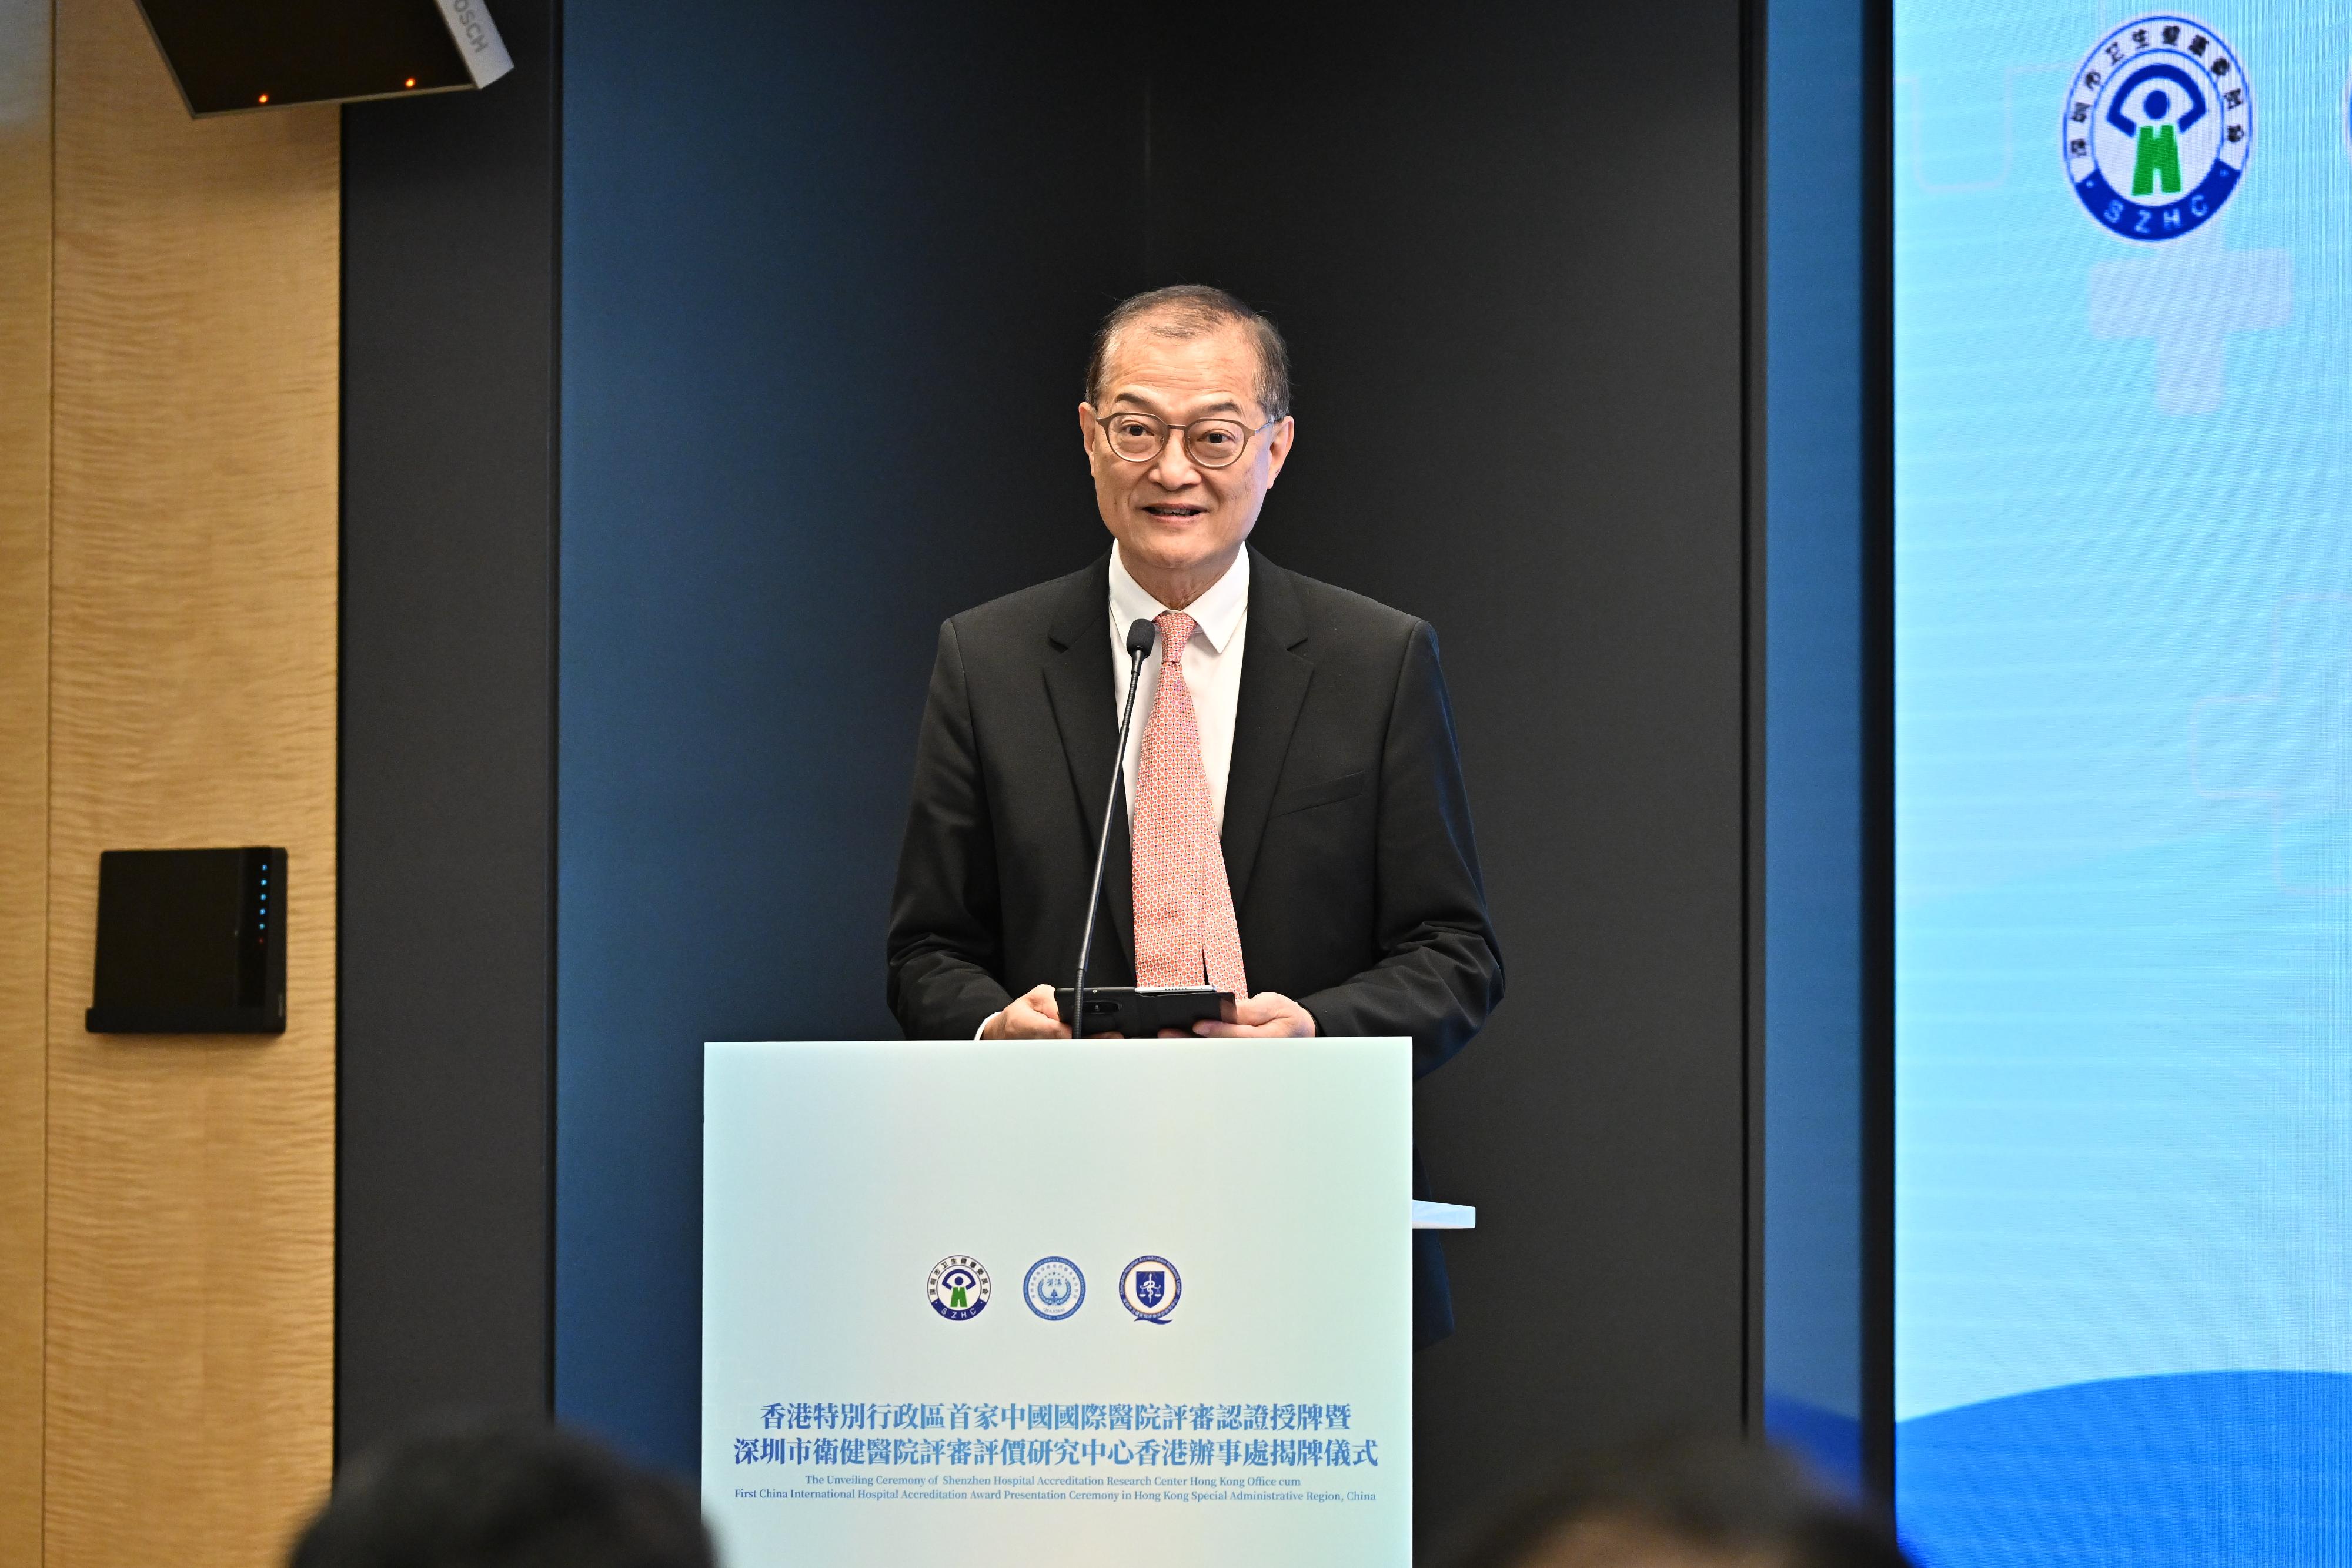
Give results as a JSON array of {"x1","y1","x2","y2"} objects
[
  {"x1": 1441, "y1": 1432, "x2": 1911, "y2": 1568},
  {"x1": 290, "y1": 1417, "x2": 714, "y2": 1568}
]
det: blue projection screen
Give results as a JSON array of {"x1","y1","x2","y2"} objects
[{"x1": 1894, "y1": 4, "x2": 2352, "y2": 1563}]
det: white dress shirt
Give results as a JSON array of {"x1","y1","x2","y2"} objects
[{"x1": 1110, "y1": 543, "x2": 1250, "y2": 828}]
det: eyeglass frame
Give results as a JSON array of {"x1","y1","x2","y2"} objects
[{"x1": 1083, "y1": 403, "x2": 1281, "y2": 470}]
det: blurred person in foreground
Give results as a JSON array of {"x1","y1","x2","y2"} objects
[
  {"x1": 291, "y1": 1417, "x2": 714, "y2": 1568},
  {"x1": 1438, "y1": 1433, "x2": 1912, "y2": 1568}
]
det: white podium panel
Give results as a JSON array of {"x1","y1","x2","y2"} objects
[{"x1": 703, "y1": 1037, "x2": 1412, "y2": 1568}]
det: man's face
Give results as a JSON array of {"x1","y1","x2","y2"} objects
[{"x1": 1080, "y1": 319, "x2": 1294, "y2": 584}]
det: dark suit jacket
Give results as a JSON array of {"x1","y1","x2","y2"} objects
[{"x1": 887, "y1": 547, "x2": 1504, "y2": 1344}]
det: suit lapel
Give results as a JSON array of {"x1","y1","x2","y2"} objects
[
  {"x1": 1041, "y1": 556, "x2": 1134, "y2": 975},
  {"x1": 1222, "y1": 550, "x2": 1312, "y2": 911}
]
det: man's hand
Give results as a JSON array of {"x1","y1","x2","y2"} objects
[
  {"x1": 981, "y1": 984, "x2": 1125, "y2": 1040},
  {"x1": 1187, "y1": 991, "x2": 1318, "y2": 1039},
  {"x1": 983, "y1": 984, "x2": 1070, "y2": 1039}
]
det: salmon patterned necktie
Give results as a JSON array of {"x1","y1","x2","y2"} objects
[{"x1": 1131, "y1": 611, "x2": 1250, "y2": 998}]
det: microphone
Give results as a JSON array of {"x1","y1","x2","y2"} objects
[{"x1": 1073, "y1": 617, "x2": 1158, "y2": 1038}]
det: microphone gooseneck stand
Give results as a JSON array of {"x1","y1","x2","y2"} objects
[{"x1": 1073, "y1": 617, "x2": 1159, "y2": 1039}]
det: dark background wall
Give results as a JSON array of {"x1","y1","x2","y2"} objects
[
  {"x1": 338, "y1": 0, "x2": 560, "y2": 1457},
  {"x1": 1141, "y1": 11, "x2": 1752, "y2": 1522},
  {"x1": 554, "y1": 0, "x2": 1752, "y2": 1540}
]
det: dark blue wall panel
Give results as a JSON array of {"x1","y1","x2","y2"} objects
[
  {"x1": 556, "y1": 0, "x2": 1136, "y2": 1470},
  {"x1": 1763, "y1": 0, "x2": 1875, "y2": 1493}
]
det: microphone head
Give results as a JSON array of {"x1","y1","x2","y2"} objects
[{"x1": 1125, "y1": 618, "x2": 1157, "y2": 658}]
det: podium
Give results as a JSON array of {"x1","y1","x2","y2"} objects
[{"x1": 703, "y1": 1037, "x2": 1416, "y2": 1567}]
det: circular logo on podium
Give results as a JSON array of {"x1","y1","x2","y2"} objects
[
  {"x1": 2063, "y1": 16, "x2": 2251, "y2": 241},
  {"x1": 1023, "y1": 1256, "x2": 1086, "y2": 1320},
  {"x1": 927, "y1": 1256, "x2": 991, "y2": 1320},
  {"x1": 1118, "y1": 1256, "x2": 1181, "y2": 1323}
]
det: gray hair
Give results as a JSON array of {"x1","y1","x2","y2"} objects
[{"x1": 1084, "y1": 285, "x2": 1292, "y2": 423}]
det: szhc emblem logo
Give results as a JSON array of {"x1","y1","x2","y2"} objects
[
  {"x1": 927, "y1": 1255, "x2": 991, "y2": 1321},
  {"x1": 2063, "y1": 15, "x2": 2250, "y2": 241},
  {"x1": 1118, "y1": 1255, "x2": 1182, "y2": 1324}
]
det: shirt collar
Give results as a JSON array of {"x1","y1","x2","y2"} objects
[{"x1": 1108, "y1": 544, "x2": 1251, "y2": 655}]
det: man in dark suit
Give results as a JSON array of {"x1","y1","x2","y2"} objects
[{"x1": 887, "y1": 286, "x2": 1502, "y2": 1345}]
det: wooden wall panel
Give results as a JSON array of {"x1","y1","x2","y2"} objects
[
  {"x1": 0, "y1": 0, "x2": 54, "y2": 1559},
  {"x1": 45, "y1": 2, "x2": 338, "y2": 1564}
]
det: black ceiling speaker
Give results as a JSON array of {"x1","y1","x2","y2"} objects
[{"x1": 134, "y1": 0, "x2": 512, "y2": 117}]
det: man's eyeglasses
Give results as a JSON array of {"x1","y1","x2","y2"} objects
[{"x1": 1090, "y1": 407, "x2": 1275, "y2": 470}]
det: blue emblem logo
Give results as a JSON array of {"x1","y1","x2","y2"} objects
[
  {"x1": 1118, "y1": 1255, "x2": 1181, "y2": 1323},
  {"x1": 2064, "y1": 16, "x2": 2251, "y2": 241},
  {"x1": 1023, "y1": 1256, "x2": 1086, "y2": 1320},
  {"x1": 926, "y1": 1255, "x2": 991, "y2": 1321}
]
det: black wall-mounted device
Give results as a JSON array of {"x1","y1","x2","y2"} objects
[
  {"x1": 87, "y1": 848, "x2": 288, "y2": 1035},
  {"x1": 133, "y1": 0, "x2": 512, "y2": 118}
]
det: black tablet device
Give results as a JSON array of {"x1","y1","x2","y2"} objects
[
  {"x1": 1053, "y1": 985, "x2": 1236, "y2": 1038},
  {"x1": 86, "y1": 846, "x2": 287, "y2": 1034}
]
